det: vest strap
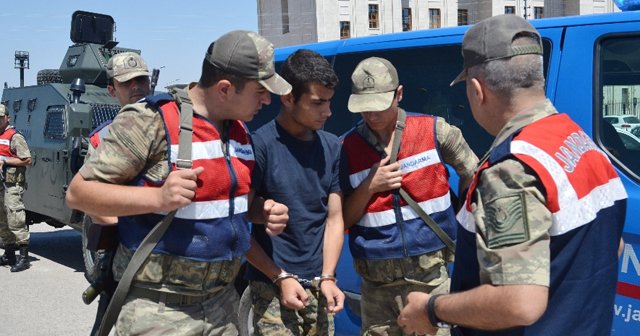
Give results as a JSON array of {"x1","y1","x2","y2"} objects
[{"x1": 387, "y1": 111, "x2": 455, "y2": 253}]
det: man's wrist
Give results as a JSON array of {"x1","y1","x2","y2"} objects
[
  {"x1": 314, "y1": 274, "x2": 337, "y2": 287},
  {"x1": 271, "y1": 271, "x2": 298, "y2": 286},
  {"x1": 426, "y1": 294, "x2": 453, "y2": 329}
]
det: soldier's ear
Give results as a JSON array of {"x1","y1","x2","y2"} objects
[
  {"x1": 216, "y1": 79, "x2": 233, "y2": 98},
  {"x1": 107, "y1": 84, "x2": 116, "y2": 98}
]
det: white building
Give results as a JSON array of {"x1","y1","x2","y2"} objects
[{"x1": 258, "y1": 0, "x2": 619, "y2": 48}]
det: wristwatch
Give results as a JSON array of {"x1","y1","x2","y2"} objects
[{"x1": 426, "y1": 294, "x2": 452, "y2": 329}]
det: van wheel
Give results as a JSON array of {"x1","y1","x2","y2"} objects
[
  {"x1": 81, "y1": 215, "x2": 99, "y2": 282},
  {"x1": 238, "y1": 286, "x2": 255, "y2": 336}
]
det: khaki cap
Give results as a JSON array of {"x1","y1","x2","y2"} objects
[
  {"x1": 348, "y1": 57, "x2": 399, "y2": 113},
  {"x1": 0, "y1": 105, "x2": 6, "y2": 117},
  {"x1": 106, "y1": 52, "x2": 150, "y2": 82}
]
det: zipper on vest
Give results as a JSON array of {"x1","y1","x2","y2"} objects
[
  {"x1": 392, "y1": 192, "x2": 408, "y2": 257},
  {"x1": 222, "y1": 121, "x2": 239, "y2": 249}
]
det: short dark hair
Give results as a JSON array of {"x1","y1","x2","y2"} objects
[
  {"x1": 198, "y1": 42, "x2": 249, "y2": 92},
  {"x1": 279, "y1": 49, "x2": 338, "y2": 102}
]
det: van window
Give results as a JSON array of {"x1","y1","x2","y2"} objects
[
  {"x1": 250, "y1": 39, "x2": 550, "y2": 160},
  {"x1": 598, "y1": 36, "x2": 640, "y2": 177}
]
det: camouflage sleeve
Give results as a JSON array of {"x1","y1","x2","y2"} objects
[
  {"x1": 79, "y1": 103, "x2": 167, "y2": 184},
  {"x1": 10, "y1": 133, "x2": 31, "y2": 159},
  {"x1": 472, "y1": 158, "x2": 551, "y2": 287},
  {"x1": 435, "y1": 117, "x2": 478, "y2": 180}
]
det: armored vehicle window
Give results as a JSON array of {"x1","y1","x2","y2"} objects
[
  {"x1": 597, "y1": 36, "x2": 640, "y2": 179},
  {"x1": 44, "y1": 106, "x2": 66, "y2": 141}
]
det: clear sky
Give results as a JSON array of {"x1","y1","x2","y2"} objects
[{"x1": 0, "y1": 0, "x2": 258, "y2": 89}]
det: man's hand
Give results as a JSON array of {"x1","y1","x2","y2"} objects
[
  {"x1": 263, "y1": 199, "x2": 288, "y2": 236},
  {"x1": 367, "y1": 156, "x2": 402, "y2": 194},
  {"x1": 398, "y1": 292, "x2": 437, "y2": 336},
  {"x1": 157, "y1": 166, "x2": 204, "y2": 212},
  {"x1": 278, "y1": 278, "x2": 309, "y2": 310},
  {"x1": 320, "y1": 280, "x2": 345, "y2": 313}
]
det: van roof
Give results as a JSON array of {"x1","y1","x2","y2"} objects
[{"x1": 275, "y1": 10, "x2": 640, "y2": 61}]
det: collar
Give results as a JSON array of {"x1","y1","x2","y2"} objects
[
  {"x1": 356, "y1": 108, "x2": 407, "y2": 156},
  {"x1": 479, "y1": 99, "x2": 557, "y2": 163}
]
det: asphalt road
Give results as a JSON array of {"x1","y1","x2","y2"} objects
[{"x1": 0, "y1": 224, "x2": 100, "y2": 336}]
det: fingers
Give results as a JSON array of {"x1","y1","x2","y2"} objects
[
  {"x1": 279, "y1": 279, "x2": 308, "y2": 310},
  {"x1": 321, "y1": 284, "x2": 345, "y2": 313},
  {"x1": 159, "y1": 167, "x2": 204, "y2": 211},
  {"x1": 264, "y1": 200, "x2": 288, "y2": 236}
]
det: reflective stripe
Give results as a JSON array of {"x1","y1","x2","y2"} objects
[
  {"x1": 0, "y1": 139, "x2": 9, "y2": 145},
  {"x1": 348, "y1": 149, "x2": 441, "y2": 188},
  {"x1": 456, "y1": 202, "x2": 475, "y2": 233},
  {"x1": 170, "y1": 139, "x2": 254, "y2": 163},
  {"x1": 157, "y1": 194, "x2": 249, "y2": 220},
  {"x1": 511, "y1": 140, "x2": 627, "y2": 235},
  {"x1": 357, "y1": 192, "x2": 451, "y2": 228},
  {"x1": 398, "y1": 149, "x2": 441, "y2": 174}
]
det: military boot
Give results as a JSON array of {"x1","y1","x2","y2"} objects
[
  {"x1": 0, "y1": 244, "x2": 17, "y2": 266},
  {"x1": 10, "y1": 245, "x2": 30, "y2": 272}
]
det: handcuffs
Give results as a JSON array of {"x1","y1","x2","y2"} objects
[{"x1": 271, "y1": 271, "x2": 337, "y2": 288}]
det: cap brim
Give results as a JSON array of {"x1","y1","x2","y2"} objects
[
  {"x1": 348, "y1": 91, "x2": 395, "y2": 113},
  {"x1": 114, "y1": 70, "x2": 150, "y2": 83},
  {"x1": 449, "y1": 69, "x2": 467, "y2": 87},
  {"x1": 259, "y1": 73, "x2": 292, "y2": 95}
]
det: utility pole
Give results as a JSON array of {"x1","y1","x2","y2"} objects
[{"x1": 14, "y1": 51, "x2": 30, "y2": 88}]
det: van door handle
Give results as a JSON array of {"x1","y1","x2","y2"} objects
[{"x1": 41, "y1": 157, "x2": 51, "y2": 162}]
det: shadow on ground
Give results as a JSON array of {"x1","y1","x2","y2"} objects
[{"x1": 28, "y1": 225, "x2": 85, "y2": 273}]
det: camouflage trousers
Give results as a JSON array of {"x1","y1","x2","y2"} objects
[
  {"x1": 357, "y1": 249, "x2": 450, "y2": 336},
  {"x1": 115, "y1": 282, "x2": 239, "y2": 336},
  {"x1": 250, "y1": 280, "x2": 334, "y2": 336},
  {"x1": 0, "y1": 182, "x2": 28, "y2": 246}
]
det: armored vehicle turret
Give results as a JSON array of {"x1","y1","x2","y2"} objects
[{"x1": 0, "y1": 11, "x2": 149, "y2": 259}]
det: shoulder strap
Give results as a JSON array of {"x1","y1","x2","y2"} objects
[
  {"x1": 389, "y1": 113, "x2": 455, "y2": 253},
  {"x1": 97, "y1": 95, "x2": 194, "y2": 336}
]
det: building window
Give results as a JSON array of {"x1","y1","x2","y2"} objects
[
  {"x1": 505, "y1": 6, "x2": 515, "y2": 14},
  {"x1": 281, "y1": 0, "x2": 290, "y2": 34},
  {"x1": 534, "y1": 6, "x2": 544, "y2": 19},
  {"x1": 369, "y1": 4, "x2": 379, "y2": 29},
  {"x1": 458, "y1": 9, "x2": 468, "y2": 26},
  {"x1": 340, "y1": 21, "x2": 351, "y2": 39},
  {"x1": 402, "y1": 8, "x2": 412, "y2": 31},
  {"x1": 429, "y1": 8, "x2": 441, "y2": 29}
]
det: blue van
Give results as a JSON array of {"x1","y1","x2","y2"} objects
[{"x1": 243, "y1": 9, "x2": 640, "y2": 336}]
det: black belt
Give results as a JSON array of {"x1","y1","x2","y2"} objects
[{"x1": 130, "y1": 287, "x2": 219, "y2": 306}]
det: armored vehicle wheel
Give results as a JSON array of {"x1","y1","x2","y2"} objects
[
  {"x1": 238, "y1": 286, "x2": 255, "y2": 336},
  {"x1": 81, "y1": 214, "x2": 99, "y2": 282},
  {"x1": 36, "y1": 69, "x2": 63, "y2": 85}
]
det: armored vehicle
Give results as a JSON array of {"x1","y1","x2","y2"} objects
[{"x1": 0, "y1": 11, "x2": 149, "y2": 271}]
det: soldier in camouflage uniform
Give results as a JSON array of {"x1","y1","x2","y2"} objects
[
  {"x1": 0, "y1": 104, "x2": 33, "y2": 273},
  {"x1": 399, "y1": 15, "x2": 627, "y2": 336},
  {"x1": 84, "y1": 51, "x2": 152, "y2": 336},
  {"x1": 339, "y1": 57, "x2": 478, "y2": 336},
  {"x1": 66, "y1": 30, "x2": 291, "y2": 335}
]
